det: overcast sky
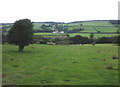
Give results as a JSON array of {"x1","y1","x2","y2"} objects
[{"x1": 0, "y1": 0, "x2": 119, "y2": 23}]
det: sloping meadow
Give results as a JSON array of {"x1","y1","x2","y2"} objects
[{"x1": 2, "y1": 44, "x2": 119, "y2": 85}]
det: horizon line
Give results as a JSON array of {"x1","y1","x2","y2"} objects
[{"x1": 0, "y1": 19, "x2": 119, "y2": 24}]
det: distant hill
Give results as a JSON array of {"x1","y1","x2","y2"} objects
[{"x1": 1, "y1": 20, "x2": 119, "y2": 33}]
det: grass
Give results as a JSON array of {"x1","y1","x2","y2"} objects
[
  {"x1": 69, "y1": 33, "x2": 118, "y2": 38},
  {"x1": 34, "y1": 32, "x2": 118, "y2": 38},
  {"x1": 80, "y1": 26, "x2": 118, "y2": 33},
  {"x1": 2, "y1": 44, "x2": 119, "y2": 85},
  {"x1": 82, "y1": 21, "x2": 114, "y2": 26},
  {"x1": 34, "y1": 33, "x2": 66, "y2": 36},
  {"x1": 33, "y1": 23, "x2": 50, "y2": 30},
  {"x1": 33, "y1": 20, "x2": 118, "y2": 38},
  {"x1": 95, "y1": 26, "x2": 118, "y2": 32},
  {"x1": 81, "y1": 26, "x2": 96, "y2": 32},
  {"x1": 2, "y1": 21, "x2": 118, "y2": 34}
]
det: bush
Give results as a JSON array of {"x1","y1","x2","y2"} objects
[
  {"x1": 52, "y1": 37, "x2": 70, "y2": 45},
  {"x1": 2, "y1": 33, "x2": 8, "y2": 44},
  {"x1": 70, "y1": 35, "x2": 92, "y2": 44},
  {"x1": 96, "y1": 37, "x2": 112, "y2": 43},
  {"x1": 34, "y1": 35, "x2": 49, "y2": 44}
]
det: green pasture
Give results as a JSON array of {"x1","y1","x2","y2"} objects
[
  {"x1": 81, "y1": 26, "x2": 96, "y2": 32},
  {"x1": 33, "y1": 23, "x2": 42, "y2": 30},
  {"x1": 2, "y1": 44, "x2": 119, "y2": 85},
  {"x1": 82, "y1": 21, "x2": 114, "y2": 26},
  {"x1": 34, "y1": 33, "x2": 66, "y2": 36},
  {"x1": 69, "y1": 33, "x2": 118, "y2": 38},
  {"x1": 66, "y1": 21, "x2": 113, "y2": 26},
  {"x1": 95, "y1": 26, "x2": 118, "y2": 32},
  {"x1": 34, "y1": 33, "x2": 118, "y2": 38},
  {"x1": 33, "y1": 23, "x2": 50, "y2": 30},
  {"x1": 2, "y1": 21, "x2": 118, "y2": 33},
  {"x1": 68, "y1": 21, "x2": 117, "y2": 33}
]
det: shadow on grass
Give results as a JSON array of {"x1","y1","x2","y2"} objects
[
  {"x1": 1, "y1": 85, "x2": 119, "y2": 87},
  {"x1": 8, "y1": 50, "x2": 35, "y2": 54},
  {"x1": 7, "y1": 49, "x2": 43, "y2": 54}
]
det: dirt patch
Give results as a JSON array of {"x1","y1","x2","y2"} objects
[{"x1": 101, "y1": 59, "x2": 106, "y2": 61}]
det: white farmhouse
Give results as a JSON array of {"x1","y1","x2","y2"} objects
[{"x1": 52, "y1": 30, "x2": 64, "y2": 33}]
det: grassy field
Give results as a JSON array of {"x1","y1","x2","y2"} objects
[
  {"x1": 66, "y1": 21, "x2": 117, "y2": 32},
  {"x1": 2, "y1": 44, "x2": 119, "y2": 85},
  {"x1": 2, "y1": 21, "x2": 118, "y2": 39},
  {"x1": 33, "y1": 23, "x2": 50, "y2": 30},
  {"x1": 81, "y1": 21, "x2": 114, "y2": 26},
  {"x1": 33, "y1": 21, "x2": 118, "y2": 32},
  {"x1": 69, "y1": 33, "x2": 118, "y2": 38},
  {"x1": 34, "y1": 33, "x2": 118, "y2": 38},
  {"x1": 34, "y1": 32, "x2": 65, "y2": 36},
  {"x1": 65, "y1": 21, "x2": 113, "y2": 26},
  {"x1": 2, "y1": 21, "x2": 117, "y2": 32},
  {"x1": 32, "y1": 20, "x2": 118, "y2": 38}
]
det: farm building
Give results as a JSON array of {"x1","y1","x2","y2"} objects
[{"x1": 52, "y1": 30, "x2": 64, "y2": 33}]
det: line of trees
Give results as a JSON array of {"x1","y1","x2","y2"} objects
[
  {"x1": 33, "y1": 35, "x2": 120, "y2": 45},
  {"x1": 2, "y1": 19, "x2": 120, "y2": 52},
  {"x1": 3, "y1": 33, "x2": 120, "y2": 46},
  {"x1": 109, "y1": 20, "x2": 120, "y2": 25}
]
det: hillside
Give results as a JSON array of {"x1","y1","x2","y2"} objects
[
  {"x1": 32, "y1": 21, "x2": 117, "y2": 32},
  {"x1": 2, "y1": 44, "x2": 118, "y2": 85},
  {"x1": 1, "y1": 20, "x2": 119, "y2": 38},
  {"x1": 1, "y1": 20, "x2": 117, "y2": 31}
]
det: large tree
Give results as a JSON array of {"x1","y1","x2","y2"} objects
[
  {"x1": 8, "y1": 19, "x2": 34, "y2": 52},
  {"x1": 70, "y1": 35, "x2": 85, "y2": 44}
]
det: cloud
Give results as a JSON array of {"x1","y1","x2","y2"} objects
[{"x1": 0, "y1": 0, "x2": 119, "y2": 23}]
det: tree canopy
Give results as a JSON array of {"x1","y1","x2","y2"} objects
[{"x1": 8, "y1": 19, "x2": 34, "y2": 52}]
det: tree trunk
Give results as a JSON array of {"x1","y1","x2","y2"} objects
[{"x1": 19, "y1": 45, "x2": 25, "y2": 52}]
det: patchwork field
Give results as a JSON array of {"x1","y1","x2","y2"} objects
[
  {"x1": 32, "y1": 21, "x2": 118, "y2": 38},
  {"x1": 2, "y1": 44, "x2": 119, "y2": 85},
  {"x1": 34, "y1": 33, "x2": 118, "y2": 38},
  {"x1": 2, "y1": 20, "x2": 118, "y2": 34}
]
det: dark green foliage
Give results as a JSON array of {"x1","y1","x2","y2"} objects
[
  {"x1": 52, "y1": 37, "x2": 70, "y2": 45},
  {"x1": 97, "y1": 37, "x2": 112, "y2": 43},
  {"x1": 34, "y1": 29, "x2": 52, "y2": 33},
  {"x1": 112, "y1": 36, "x2": 120, "y2": 45},
  {"x1": 109, "y1": 20, "x2": 120, "y2": 25},
  {"x1": 34, "y1": 35, "x2": 49, "y2": 44},
  {"x1": 8, "y1": 19, "x2": 34, "y2": 52},
  {"x1": 80, "y1": 24, "x2": 82, "y2": 26},
  {"x1": 96, "y1": 36, "x2": 120, "y2": 45},
  {"x1": 33, "y1": 35, "x2": 43, "y2": 43},
  {"x1": 2, "y1": 29, "x2": 7, "y2": 33},
  {"x1": 116, "y1": 29, "x2": 120, "y2": 34},
  {"x1": 39, "y1": 37, "x2": 49, "y2": 44},
  {"x1": 70, "y1": 35, "x2": 91, "y2": 44},
  {"x1": 90, "y1": 33, "x2": 94, "y2": 39},
  {"x1": 54, "y1": 24, "x2": 64, "y2": 31},
  {"x1": 2, "y1": 33, "x2": 7, "y2": 44},
  {"x1": 33, "y1": 35, "x2": 119, "y2": 45},
  {"x1": 0, "y1": 31, "x2": 1, "y2": 44},
  {"x1": 97, "y1": 31, "x2": 100, "y2": 33},
  {"x1": 40, "y1": 24, "x2": 48, "y2": 30}
]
